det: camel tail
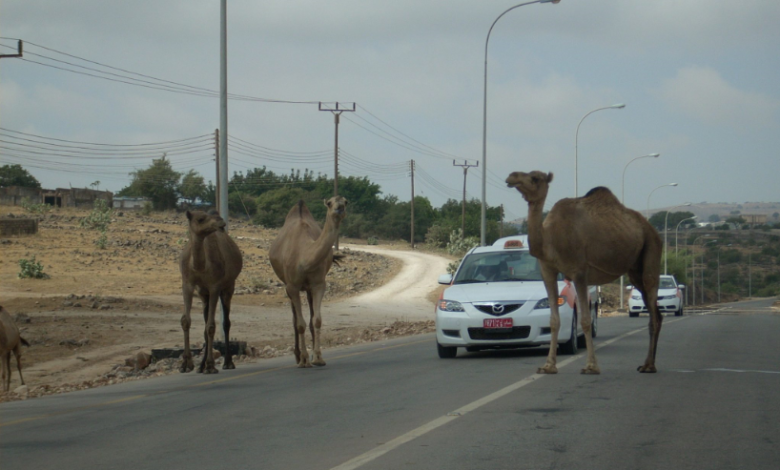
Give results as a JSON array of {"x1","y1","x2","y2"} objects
[
  {"x1": 333, "y1": 254, "x2": 346, "y2": 267},
  {"x1": 20, "y1": 337, "x2": 30, "y2": 347}
]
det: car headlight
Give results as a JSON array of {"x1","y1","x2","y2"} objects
[
  {"x1": 631, "y1": 294, "x2": 642, "y2": 300},
  {"x1": 534, "y1": 298, "x2": 550, "y2": 309},
  {"x1": 438, "y1": 299, "x2": 465, "y2": 312}
]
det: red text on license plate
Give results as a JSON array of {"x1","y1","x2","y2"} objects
[{"x1": 484, "y1": 318, "x2": 513, "y2": 329}]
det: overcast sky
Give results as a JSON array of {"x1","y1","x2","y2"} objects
[{"x1": 2, "y1": 0, "x2": 779, "y2": 222}]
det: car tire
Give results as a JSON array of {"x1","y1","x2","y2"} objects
[
  {"x1": 559, "y1": 312, "x2": 578, "y2": 355},
  {"x1": 675, "y1": 306, "x2": 683, "y2": 317},
  {"x1": 591, "y1": 302, "x2": 598, "y2": 338},
  {"x1": 437, "y1": 342, "x2": 457, "y2": 359}
]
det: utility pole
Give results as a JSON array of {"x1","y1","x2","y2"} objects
[
  {"x1": 453, "y1": 160, "x2": 478, "y2": 236},
  {"x1": 0, "y1": 40, "x2": 22, "y2": 59},
  {"x1": 214, "y1": 129, "x2": 220, "y2": 210},
  {"x1": 218, "y1": 0, "x2": 229, "y2": 230},
  {"x1": 499, "y1": 204, "x2": 504, "y2": 238},
  {"x1": 318, "y1": 102, "x2": 355, "y2": 251},
  {"x1": 410, "y1": 160, "x2": 415, "y2": 249}
]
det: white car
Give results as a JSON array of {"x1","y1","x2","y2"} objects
[
  {"x1": 435, "y1": 236, "x2": 598, "y2": 358},
  {"x1": 627, "y1": 275, "x2": 684, "y2": 317}
]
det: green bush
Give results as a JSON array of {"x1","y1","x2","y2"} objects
[
  {"x1": 18, "y1": 256, "x2": 49, "y2": 279},
  {"x1": 447, "y1": 229, "x2": 479, "y2": 256},
  {"x1": 20, "y1": 197, "x2": 50, "y2": 215},
  {"x1": 141, "y1": 201, "x2": 153, "y2": 216},
  {"x1": 367, "y1": 237, "x2": 378, "y2": 245},
  {"x1": 80, "y1": 199, "x2": 113, "y2": 231}
]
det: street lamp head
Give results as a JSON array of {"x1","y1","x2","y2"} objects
[
  {"x1": 649, "y1": 153, "x2": 660, "y2": 158},
  {"x1": 611, "y1": 103, "x2": 626, "y2": 109},
  {"x1": 541, "y1": 0, "x2": 562, "y2": 3},
  {"x1": 669, "y1": 182, "x2": 678, "y2": 187}
]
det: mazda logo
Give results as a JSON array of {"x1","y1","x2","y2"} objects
[{"x1": 491, "y1": 304, "x2": 505, "y2": 314}]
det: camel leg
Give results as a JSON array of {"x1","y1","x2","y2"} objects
[
  {"x1": 538, "y1": 265, "x2": 561, "y2": 374},
  {"x1": 200, "y1": 291, "x2": 220, "y2": 374},
  {"x1": 574, "y1": 278, "x2": 599, "y2": 375},
  {"x1": 198, "y1": 292, "x2": 210, "y2": 372},
  {"x1": 180, "y1": 285, "x2": 195, "y2": 373},
  {"x1": 13, "y1": 345, "x2": 25, "y2": 386},
  {"x1": 287, "y1": 286, "x2": 311, "y2": 368},
  {"x1": 637, "y1": 271, "x2": 663, "y2": 373},
  {"x1": 309, "y1": 286, "x2": 326, "y2": 367},
  {"x1": 2, "y1": 352, "x2": 9, "y2": 392},
  {"x1": 288, "y1": 295, "x2": 301, "y2": 364},
  {"x1": 221, "y1": 284, "x2": 236, "y2": 370}
]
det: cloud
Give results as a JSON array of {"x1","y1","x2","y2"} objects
[{"x1": 657, "y1": 66, "x2": 779, "y2": 129}]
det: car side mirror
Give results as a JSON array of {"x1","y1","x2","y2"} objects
[
  {"x1": 678, "y1": 284, "x2": 686, "y2": 290},
  {"x1": 438, "y1": 274, "x2": 453, "y2": 285},
  {"x1": 625, "y1": 285, "x2": 633, "y2": 290}
]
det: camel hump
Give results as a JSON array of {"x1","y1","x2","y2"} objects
[{"x1": 583, "y1": 186, "x2": 613, "y2": 198}]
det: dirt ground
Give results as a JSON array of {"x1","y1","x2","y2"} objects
[{"x1": 1, "y1": 206, "x2": 436, "y2": 402}]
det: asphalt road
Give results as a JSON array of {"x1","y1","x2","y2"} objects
[{"x1": 1, "y1": 298, "x2": 778, "y2": 470}]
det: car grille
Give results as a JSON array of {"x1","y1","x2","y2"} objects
[
  {"x1": 473, "y1": 303, "x2": 523, "y2": 316},
  {"x1": 468, "y1": 326, "x2": 531, "y2": 340}
]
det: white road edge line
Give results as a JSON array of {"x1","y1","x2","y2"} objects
[{"x1": 329, "y1": 318, "x2": 685, "y2": 470}]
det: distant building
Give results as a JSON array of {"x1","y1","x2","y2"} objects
[
  {"x1": 0, "y1": 186, "x2": 112, "y2": 208},
  {"x1": 742, "y1": 214, "x2": 767, "y2": 225},
  {"x1": 113, "y1": 196, "x2": 149, "y2": 210}
]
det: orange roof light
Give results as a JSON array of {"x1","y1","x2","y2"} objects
[{"x1": 503, "y1": 240, "x2": 524, "y2": 249}]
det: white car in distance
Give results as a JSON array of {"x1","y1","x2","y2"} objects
[
  {"x1": 627, "y1": 274, "x2": 684, "y2": 317},
  {"x1": 435, "y1": 236, "x2": 598, "y2": 358}
]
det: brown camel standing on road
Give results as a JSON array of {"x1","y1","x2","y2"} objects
[
  {"x1": 180, "y1": 210, "x2": 243, "y2": 374},
  {"x1": 1, "y1": 305, "x2": 30, "y2": 391},
  {"x1": 506, "y1": 171, "x2": 663, "y2": 374},
  {"x1": 269, "y1": 197, "x2": 348, "y2": 368}
]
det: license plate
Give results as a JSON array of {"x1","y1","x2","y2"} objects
[{"x1": 484, "y1": 318, "x2": 513, "y2": 329}]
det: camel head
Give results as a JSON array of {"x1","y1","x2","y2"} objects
[
  {"x1": 324, "y1": 196, "x2": 348, "y2": 223},
  {"x1": 186, "y1": 210, "x2": 226, "y2": 237},
  {"x1": 506, "y1": 171, "x2": 553, "y2": 203}
]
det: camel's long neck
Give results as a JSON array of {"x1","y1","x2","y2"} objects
[
  {"x1": 526, "y1": 199, "x2": 547, "y2": 260},
  {"x1": 190, "y1": 234, "x2": 208, "y2": 271},
  {"x1": 310, "y1": 213, "x2": 341, "y2": 263}
]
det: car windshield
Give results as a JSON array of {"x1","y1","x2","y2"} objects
[
  {"x1": 659, "y1": 278, "x2": 677, "y2": 289},
  {"x1": 453, "y1": 250, "x2": 561, "y2": 284}
]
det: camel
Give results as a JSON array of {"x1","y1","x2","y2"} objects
[
  {"x1": 1, "y1": 305, "x2": 30, "y2": 392},
  {"x1": 179, "y1": 209, "x2": 243, "y2": 374},
  {"x1": 269, "y1": 196, "x2": 348, "y2": 368},
  {"x1": 506, "y1": 171, "x2": 663, "y2": 374}
]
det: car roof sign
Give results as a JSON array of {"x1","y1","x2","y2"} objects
[{"x1": 504, "y1": 239, "x2": 524, "y2": 249}]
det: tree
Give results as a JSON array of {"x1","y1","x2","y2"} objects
[
  {"x1": 649, "y1": 211, "x2": 695, "y2": 231},
  {"x1": 708, "y1": 214, "x2": 721, "y2": 223},
  {"x1": 179, "y1": 170, "x2": 207, "y2": 204},
  {"x1": 117, "y1": 154, "x2": 181, "y2": 210},
  {"x1": 0, "y1": 164, "x2": 41, "y2": 188}
]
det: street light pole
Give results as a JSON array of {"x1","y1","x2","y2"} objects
[
  {"x1": 675, "y1": 216, "x2": 697, "y2": 257},
  {"x1": 646, "y1": 182, "x2": 678, "y2": 219},
  {"x1": 575, "y1": 103, "x2": 625, "y2": 197},
  {"x1": 481, "y1": 0, "x2": 561, "y2": 246},
  {"x1": 621, "y1": 153, "x2": 660, "y2": 206},
  {"x1": 664, "y1": 203, "x2": 692, "y2": 274},
  {"x1": 717, "y1": 244, "x2": 732, "y2": 303},
  {"x1": 619, "y1": 152, "x2": 660, "y2": 309}
]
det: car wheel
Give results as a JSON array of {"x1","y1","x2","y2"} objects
[
  {"x1": 675, "y1": 306, "x2": 683, "y2": 317},
  {"x1": 437, "y1": 342, "x2": 457, "y2": 359},
  {"x1": 591, "y1": 302, "x2": 598, "y2": 338},
  {"x1": 559, "y1": 311, "x2": 578, "y2": 355}
]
